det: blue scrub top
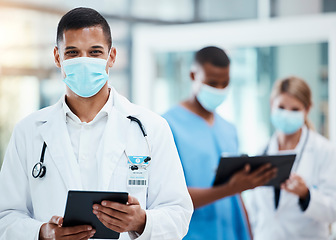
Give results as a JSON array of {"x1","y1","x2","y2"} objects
[{"x1": 163, "y1": 105, "x2": 251, "y2": 240}]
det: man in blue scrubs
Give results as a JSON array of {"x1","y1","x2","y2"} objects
[{"x1": 163, "y1": 46, "x2": 276, "y2": 240}]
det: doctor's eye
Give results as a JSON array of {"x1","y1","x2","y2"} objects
[
  {"x1": 65, "y1": 50, "x2": 78, "y2": 56},
  {"x1": 90, "y1": 50, "x2": 103, "y2": 56}
]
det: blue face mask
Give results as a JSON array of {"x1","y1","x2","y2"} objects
[
  {"x1": 196, "y1": 83, "x2": 229, "y2": 112},
  {"x1": 271, "y1": 108, "x2": 304, "y2": 135},
  {"x1": 62, "y1": 57, "x2": 109, "y2": 98}
]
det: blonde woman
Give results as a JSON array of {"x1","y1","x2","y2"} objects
[{"x1": 245, "y1": 76, "x2": 336, "y2": 240}]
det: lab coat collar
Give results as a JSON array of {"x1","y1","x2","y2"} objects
[
  {"x1": 35, "y1": 87, "x2": 140, "y2": 123},
  {"x1": 61, "y1": 88, "x2": 114, "y2": 124}
]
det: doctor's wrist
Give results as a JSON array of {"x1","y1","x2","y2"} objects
[
  {"x1": 298, "y1": 187, "x2": 309, "y2": 200},
  {"x1": 134, "y1": 209, "x2": 147, "y2": 235},
  {"x1": 219, "y1": 182, "x2": 239, "y2": 196}
]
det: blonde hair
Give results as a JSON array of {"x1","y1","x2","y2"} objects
[{"x1": 270, "y1": 76, "x2": 314, "y2": 130}]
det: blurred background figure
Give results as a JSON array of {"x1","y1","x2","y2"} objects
[
  {"x1": 245, "y1": 76, "x2": 336, "y2": 240},
  {"x1": 162, "y1": 46, "x2": 276, "y2": 240}
]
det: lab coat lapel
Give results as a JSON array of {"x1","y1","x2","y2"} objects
[
  {"x1": 97, "y1": 107, "x2": 130, "y2": 190},
  {"x1": 38, "y1": 101, "x2": 82, "y2": 190}
]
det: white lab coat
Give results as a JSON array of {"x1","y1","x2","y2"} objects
[
  {"x1": 0, "y1": 87, "x2": 193, "y2": 240},
  {"x1": 244, "y1": 126, "x2": 336, "y2": 240}
]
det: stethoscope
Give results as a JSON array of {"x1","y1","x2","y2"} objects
[
  {"x1": 32, "y1": 116, "x2": 152, "y2": 178},
  {"x1": 125, "y1": 116, "x2": 152, "y2": 171}
]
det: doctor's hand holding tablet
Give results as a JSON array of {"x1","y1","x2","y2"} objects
[
  {"x1": 91, "y1": 196, "x2": 146, "y2": 235},
  {"x1": 39, "y1": 195, "x2": 146, "y2": 240},
  {"x1": 39, "y1": 216, "x2": 95, "y2": 240},
  {"x1": 226, "y1": 163, "x2": 277, "y2": 191}
]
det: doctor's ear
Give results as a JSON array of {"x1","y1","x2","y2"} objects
[
  {"x1": 107, "y1": 47, "x2": 117, "y2": 68},
  {"x1": 190, "y1": 71, "x2": 195, "y2": 81},
  {"x1": 54, "y1": 47, "x2": 61, "y2": 68}
]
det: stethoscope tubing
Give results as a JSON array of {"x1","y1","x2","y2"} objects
[{"x1": 32, "y1": 116, "x2": 151, "y2": 178}]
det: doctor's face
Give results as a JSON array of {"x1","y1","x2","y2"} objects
[
  {"x1": 53, "y1": 26, "x2": 116, "y2": 78},
  {"x1": 191, "y1": 62, "x2": 230, "y2": 90}
]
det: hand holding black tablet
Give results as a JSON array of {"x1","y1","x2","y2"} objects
[
  {"x1": 63, "y1": 191, "x2": 128, "y2": 239},
  {"x1": 213, "y1": 154, "x2": 296, "y2": 188}
]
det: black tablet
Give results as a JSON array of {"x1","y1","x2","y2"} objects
[
  {"x1": 63, "y1": 190, "x2": 128, "y2": 239},
  {"x1": 213, "y1": 154, "x2": 296, "y2": 188}
]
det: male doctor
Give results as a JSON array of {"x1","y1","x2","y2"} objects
[{"x1": 0, "y1": 7, "x2": 193, "y2": 240}]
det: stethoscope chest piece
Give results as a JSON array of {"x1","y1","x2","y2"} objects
[
  {"x1": 32, "y1": 141, "x2": 47, "y2": 179},
  {"x1": 32, "y1": 162, "x2": 46, "y2": 178}
]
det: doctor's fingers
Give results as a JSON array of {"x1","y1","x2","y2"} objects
[
  {"x1": 100, "y1": 200, "x2": 129, "y2": 213},
  {"x1": 39, "y1": 224, "x2": 94, "y2": 240},
  {"x1": 95, "y1": 211, "x2": 127, "y2": 233},
  {"x1": 281, "y1": 178, "x2": 298, "y2": 191},
  {"x1": 55, "y1": 225, "x2": 96, "y2": 240},
  {"x1": 127, "y1": 195, "x2": 140, "y2": 205},
  {"x1": 250, "y1": 168, "x2": 277, "y2": 186},
  {"x1": 289, "y1": 174, "x2": 305, "y2": 184},
  {"x1": 60, "y1": 225, "x2": 95, "y2": 237},
  {"x1": 250, "y1": 164, "x2": 274, "y2": 177},
  {"x1": 58, "y1": 231, "x2": 95, "y2": 240},
  {"x1": 93, "y1": 204, "x2": 140, "y2": 224},
  {"x1": 49, "y1": 216, "x2": 63, "y2": 226}
]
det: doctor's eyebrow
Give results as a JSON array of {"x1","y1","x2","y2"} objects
[
  {"x1": 91, "y1": 45, "x2": 105, "y2": 49},
  {"x1": 64, "y1": 46, "x2": 78, "y2": 50}
]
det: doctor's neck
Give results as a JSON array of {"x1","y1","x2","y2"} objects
[
  {"x1": 181, "y1": 96, "x2": 214, "y2": 125},
  {"x1": 65, "y1": 84, "x2": 110, "y2": 123},
  {"x1": 277, "y1": 128, "x2": 302, "y2": 151}
]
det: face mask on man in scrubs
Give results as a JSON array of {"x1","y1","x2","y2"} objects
[
  {"x1": 192, "y1": 62, "x2": 230, "y2": 112},
  {"x1": 196, "y1": 83, "x2": 229, "y2": 112}
]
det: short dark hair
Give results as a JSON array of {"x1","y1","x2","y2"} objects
[
  {"x1": 194, "y1": 46, "x2": 230, "y2": 67},
  {"x1": 56, "y1": 7, "x2": 112, "y2": 49}
]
